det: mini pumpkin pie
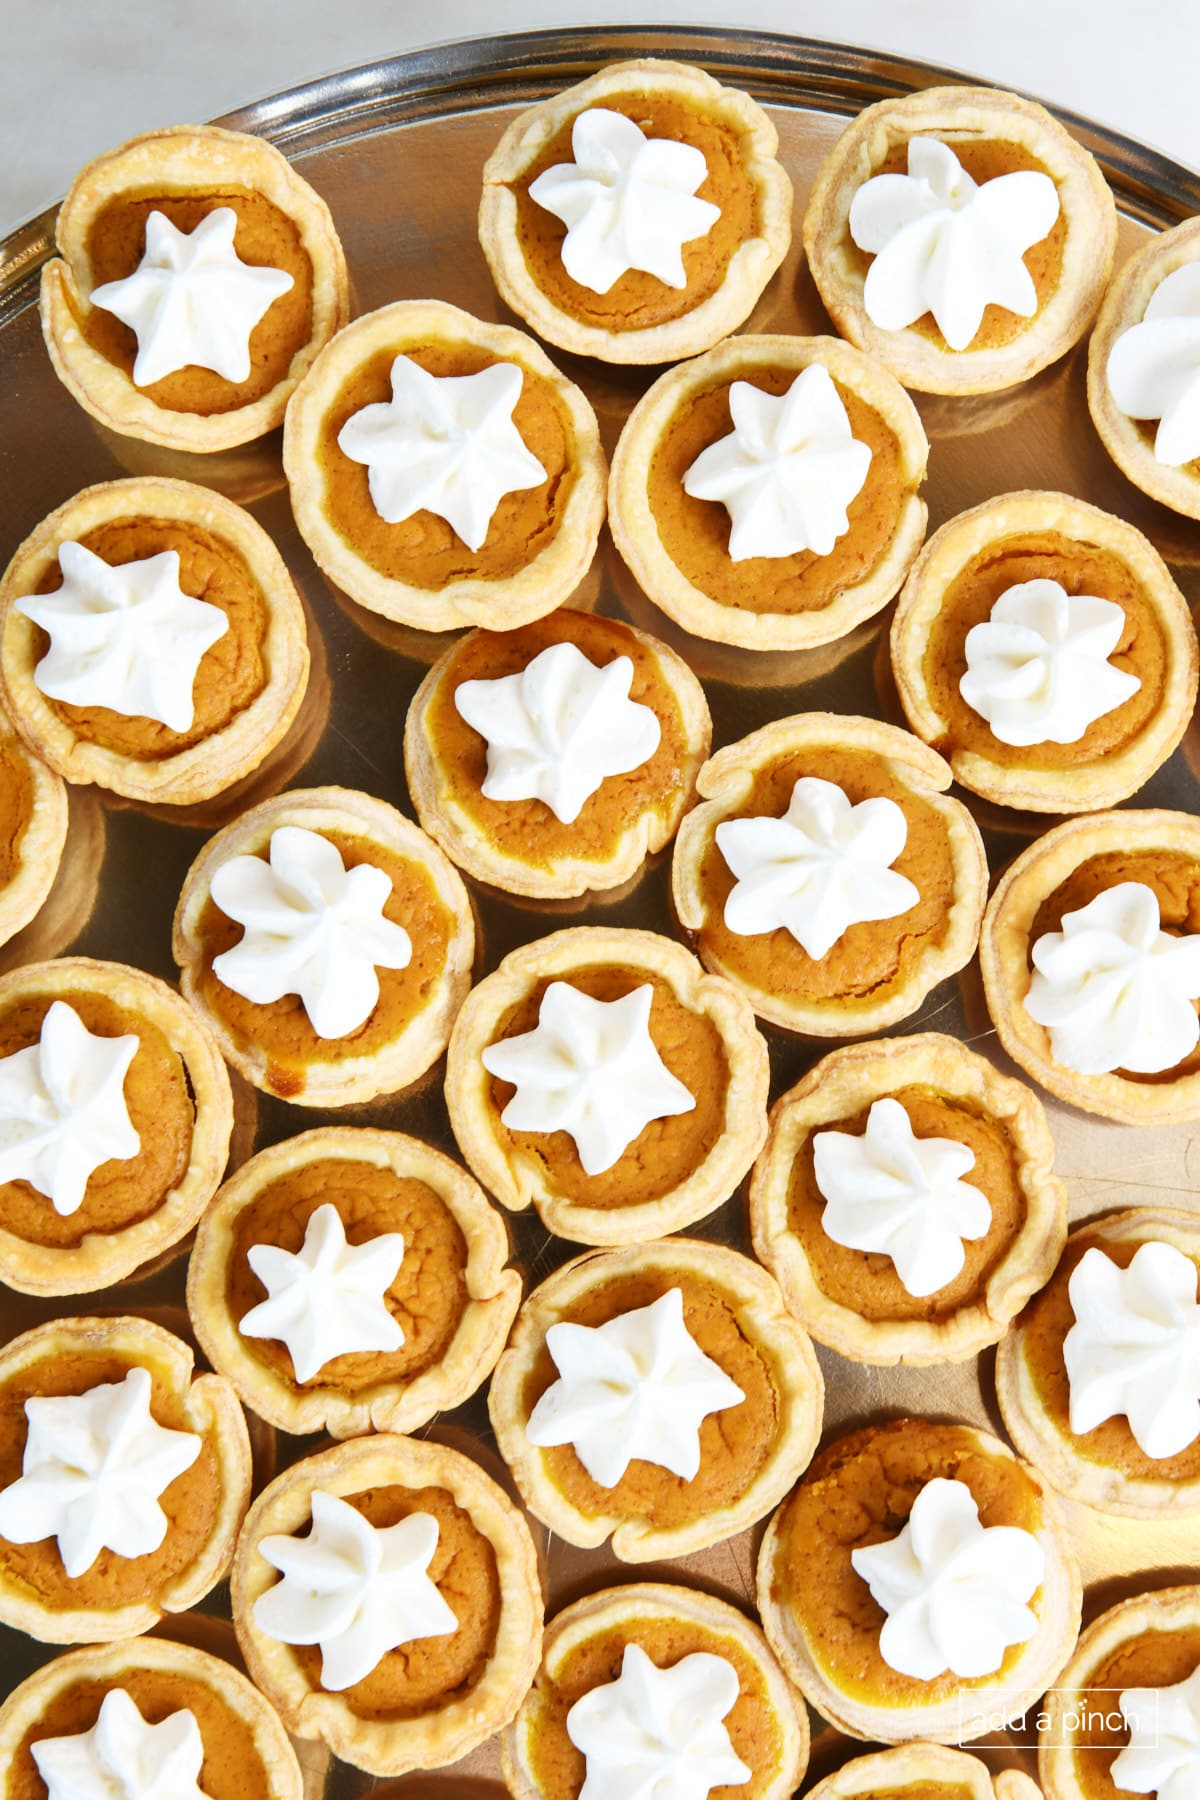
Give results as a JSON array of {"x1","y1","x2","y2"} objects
[
  {"x1": 890, "y1": 489, "x2": 1197, "y2": 813},
  {"x1": 404, "y1": 609, "x2": 711, "y2": 899},
  {"x1": 41, "y1": 123, "x2": 349, "y2": 451},
  {"x1": 671, "y1": 713, "x2": 988, "y2": 1036},
  {"x1": 807, "y1": 1744, "x2": 1041, "y2": 1800},
  {"x1": 0, "y1": 955, "x2": 233, "y2": 1296},
  {"x1": 173, "y1": 785, "x2": 475, "y2": 1107},
  {"x1": 232, "y1": 1431, "x2": 542, "y2": 1776},
  {"x1": 488, "y1": 1237, "x2": 823, "y2": 1561},
  {"x1": 188, "y1": 1124, "x2": 520, "y2": 1438},
  {"x1": 0, "y1": 1314, "x2": 249, "y2": 1642},
  {"x1": 804, "y1": 86, "x2": 1115, "y2": 394},
  {"x1": 979, "y1": 808, "x2": 1200, "y2": 1124},
  {"x1": 609, "y1": 332, "x2": 929, "y2": 650},
  {"x1": 479, "y1": 58, "x2": 792, "y2": 365},
  {"x1": 757, "y1": 1416, "x2": 1082, "y2": 1744},
  {"x1": 0, "y1": 476, "x2": 310, "y2": 804},
  {"x1": 283, "y1": 298, "x2": 606, "y2": 631},
  {"x1": 750, "y1": 1031, "x2": 1066, "y2": 1366},
  {"x1": 444, "y1": 924, "x2": 768, "y2": 1245},
  {"x1": 0, "y1": 719, "x2": 68, "y2": 951},
  {"x1": 502, "y1": 1581, "x2": 808, "y2": 1800}
]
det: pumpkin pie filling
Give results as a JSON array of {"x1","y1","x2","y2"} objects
[
  {"x1": 0, "y1": 744, "x2": 35, "y2": 890},
  {"x1": 1062, "y1": 1626, "x2": 1200, "y2": 1800},
  {"x1": 854, "y1": 1788, "x2": 975, "y2": 1800},
  {"x1": 78, "y1": 187, "x2": 314, "y2": 415}
]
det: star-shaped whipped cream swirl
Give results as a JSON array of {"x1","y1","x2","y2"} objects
[
  {"x1": 239, "y1": 1202, "x2": 406, "y2": 1384},
  {"x1": 14, "y1": 541, "x2": 230, "y2": 732},
  {"x1": 1024, "y1": 881, "x2": 1200, "y2": 1075},
  {"x1": 210, "y1": 826, "x2": 413, "y2": 1040},
  {"x1": 0, "y1": 1366, "x2": 201, "y2": 1578},
  {"x1": 337, "y1": 354, "x2": 546, "y2": 551},
  {"x1": 715, "y1": 775, "x2": 919, "y2": 959},
  {"x1": 528, "y1": 107, "x2": 721, "y2": 294},
  {"x1": 253, "y1": 1488, "x2": 458, "y2": 1691},
  {"x1": 566, "y1": 1642, "x2": 751, "y2": 1800},
  {"x1": 1064, "y1": 1241, "x2": 1200, "y2": 1459},
  {"x1": 682, "y1": 365, "x2": 872, "y2": 560},
  {"x1": 454, "y1": 641, "x2": 661, "y2": 824},
  {"x1": 525, "y1": 1287, "x2": 745, "y2": 1486},
  {"x1": 481, "y1": 980, "x2": 695, "y2": 1176},
  {"x1": 848, "y1": 137, "x2": 1060, "y2": 351},
  {"x1": 813, "y1": 1096, "x2": 992, "y2": 1298},
  {"x1": 0, "y1": 999, "x2": 140, "y2": 1216},
  {"x1": 1114, "y1": 1663, "x2": 1200, "y2": 1800},
  {"x1": 32, "y1": 1688, "x2": 209, "y2": 1800},
  {"x1": 1107, "y1": 262, "x2": 1200, "y2": 467}
]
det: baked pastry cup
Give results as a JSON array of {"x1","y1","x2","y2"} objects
[
  {"x1": 609, "y1": 333, "x2": 929, "y2": 650},
  {"x1": 188, "y1": 1124, "x2": 521, "y2": 1438},
  {"x1": 0, "y1": 476, "x2": 310, "y2": 804},
  {"x1": 283, "y1": 298, "x2": 606, "y2": 631},
  {"x1": 1088, "y1": 215, "x2": 1200, "y2": 520},
  {"x1": 0, "y1": 718, "x2": 68, "y2": 949},
  {"x1": 807, "y1": 1745, "x2": 1041, "y2": 1800},
  {"x1": 41, "y1": 123, "x2": 349, "y2": 450},
  {"x1": 444, "y1": 924, "x2": 769, "y2": 1245},
  {"x1": 803, "y1": 85, "x2": 1116, "y2": 394},
  {"x1": 751, "y1": 1031, "x2": 1067, "y2": 1365},
  {"x1": 671, "y1": 714, "x2": 988, "y2": 1036},
  {"x1": 0, "y1": 955, "x2": 233, "y2": 1296},
  {"x1": 0, "y1": 1314, "x2": 249, "y2": 1642},
  {"x1": 891, "y1": 489, "x2": 1197, "y2": 813},
  {"x1": 232, "y1": 1432, "x2": 542, "y2": 1777},
  {"x1": 488, "y1": 1237, "x2": 823, "y2": 1560},
  {"x1": 502, "y1": 1581, "x2": 808, "y2": 1800},
  {"x1": 757, "y1": 1416, "x2": 1082, "y2": 1744},
  {"x1": 173, "y1": 785, "x2": 475, "y2": 1108},
  {"x1": 479, "y1": 58, "x2": 792, "y2": 365},
  {"x1": 404, "y1": 608, "x2": 711, "y2": 899},
  {"x1": 980, "y1": 808, "x2": 1200, "y2": 1124}
]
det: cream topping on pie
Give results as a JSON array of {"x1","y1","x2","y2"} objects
[
  {"x1": 1114, "y1": 1663, "x2": 1200, "y2": 1800},
  {"x1": 32, "y1": 1688, "x2": 209, "y2": 1800},
  {"x1": 1106, "y1": 263, "x2": 1200, "y2": 467},
  {"x1": 565, "y1": 1641, "x2": 751, "y2": 1800},
  {"x1": 1064, "y1": 1241, "x2": 1200, "y2": 1458}
]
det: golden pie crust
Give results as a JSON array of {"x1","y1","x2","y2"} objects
[
  {"x1": 41, "y1": 124, "x2": 349, "y2": 451},
  {"x1": 0, "y1": 720, "x2": 68, "y2": 951},
  {"x1": 283, "y1": 298, "x2": 606, "y2": 631},
  {"x1": 979, "y1": 808, "x2": 1200, "y2": 1123},
  {"x1": 0, "y1": 956, "x2": 233, "y2": 1296},
  {"x1": 502, "y1": 1580, "x2": 808, "y2": 1800},
  {"x1": 609, "y1": 333, "x2": 929, "y2": 649},
  {"x1": 444, "y1": 924, "x2": 769, "y2": 1245},
  {"x1": 806, "y1": 1743, "x2": 1041, "y2": 1800},
  {"x1": 173, "y1": 785, "x2": 476, "y2": 1108},
  {"x1": 671, "y1": 713, "x2": 988, "y2": 1035},
  {"x1": 488, "y1": 1237, "x2": 823, "y2": 1560},
  {"x1": 232, "y1": 1432, "x2": 543, "y2": 1777},
  {"x1": 891, "y1": 489, "x2": 1198, "y2": 812},
  {"x1": 0, "y1": 476, "x2": 311, "y2": 804},
  {"x1": 188, "y1": 1124, "x2": 521, "y2": 1438},
  {"x1": 404, "y1": 609, "x2": 712, "y2": 899},
  {"x1": 0, "y1": 788, "x2": 104, "y2": 979},
  {"x1": 750, "y1": 1031, "x2": 1067, "y2": 1365},
  {"x1": 479, "y1": 58, "x2": 793, "y2": 365}
]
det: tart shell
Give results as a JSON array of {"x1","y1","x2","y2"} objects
[
  {"x1": 805, "y1": 1743, "x2": 1040, "y2": 1800},
  {"x1": 0, "y1": 721, "x2": 68, "y2": 950}
]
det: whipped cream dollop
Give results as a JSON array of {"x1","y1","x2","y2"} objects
[
  {"x1": 481, "y1": 980, "x2": 695, "y2": 1176},
  {"x1": 254, "y1": 1488, "x2": 457, "y2": 1691},
  {"x1": 851, "y1": 1475, "x2": 1045, "y2": 1680},
  {"x1": 1064, "y1": 1241, "x2": 1200, "y2": 1459},
  {"x1": 1024, "y1": 882, "x2": 1200, "y2": 1076},
  {"x1": 211, "y1": 826, "x2": 413, "y2": 1041},
  {"x1": 0, "y1": 1366, "x2": 201, "y2": 1578},
  {"x1": 528, "y1": 107, "x2": 720, "y2": 294},
  {"x1": 14, "y1": 540, "x2": 230, "y2": 732},
  {"x1": 566, "y1": 1642, "x2": 751, "y2": 1800},
  {"x1": 239, "y1": 1202, "x2": 406, "y2": 1384},
  {"x1": 813, "y1": 1096, "x2": 991, "y2": 1298},
  {"x1": 1115, "y1": 1664, "x2": 1200, "y2": 1800},
  {"x1": 454, "y1": 641, "x2": 661, "y2": 824},
  {"x1": 0, "y1": 999, "x2": 140, "y2": 1216},
  {"x1": 525, "y1": 1287, "x2": 744, "y2": 1486},
  {"x1": 681, "y1": 365, "x2": 873, "y2": 561},
  {"x1": 1106, "y1": 263, "x2": 1200, "y2": 467},
  {"x1": 848, "y1": 137, "x2": 1060, "y2": 351},
  {"x1": 337, "y1": 355, "x2": 546, "y2": 551},
  {"x1": 32, "y1": 1688, "x2": 208, "y2": 1800},
  {"x1": 715, "y1": 775, "x2": 919, "y2": 958},
  {"x1": 959, "y1": 579, "x2": 1140, "y2": 747},
  {"x1": 90, "y1": 207, "x2": 293, "y2": 387}
]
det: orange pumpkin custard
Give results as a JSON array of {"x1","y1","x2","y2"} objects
[
  {"x1": 0, "y1": 720, "x2": 67, "y2": 952},
  {"x1": 807, "y1": 1744, "x2": 1041, "y2": 1800}
]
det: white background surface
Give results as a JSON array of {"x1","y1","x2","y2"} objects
[{"x1": 4, "y1": 0, "x2": 1198, "y2": 235}]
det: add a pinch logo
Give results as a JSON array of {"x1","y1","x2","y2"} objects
[{"x1": 955, "y1": 1688, "x2": 1163, "y2": 1750}]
